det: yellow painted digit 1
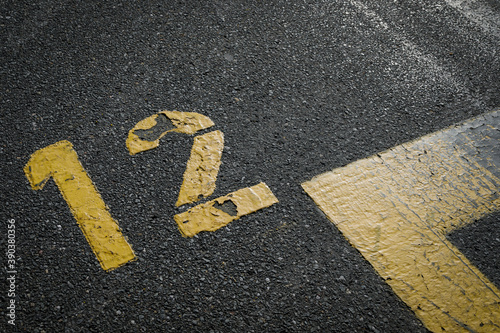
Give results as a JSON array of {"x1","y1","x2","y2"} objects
[{"x1": 24, "y1": 140, "x2": 135, "y2": 271}]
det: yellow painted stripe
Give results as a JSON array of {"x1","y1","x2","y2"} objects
[
  {"x1": 126, "y1": 111, "x2": 215, "y2": 155},
  {"x1": 302, "y1": 112, "x2": 500, "y2": 333},
  {"x1": 176, "y1": 130, "x2": 224, "y2": 207},
  {"x1": 174, "y1": 182, "x2": 279, "y2": 237},
  {"x1": 24, "y1": 141, "x2": 136, "y2": 271}
]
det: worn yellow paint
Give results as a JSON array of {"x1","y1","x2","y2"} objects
[
  {"x1": 176, "y1": 130, "x2": 224, "y2": 207},
  {"x1": 126, "y1": 111, "x2": 215, "y2": 155},
  {"x1": 174, "y1": 182, "x2": 279, "y2": 237},
  {"x1": 302, "y1": 114, "x2": 500, "y2": 333},
  {"x1": 24, "y1": 140, "x2": 136, "y2": 271}
]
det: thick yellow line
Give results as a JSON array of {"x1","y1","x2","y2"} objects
[
  {"x1": 302, "y1": 112, "x2": 500, "y2": 332},
  {"x1": 24, "y1": 141, "x2": 136, "y2": 271},
  {"x1": 174, "y1": 182, "x2": 279, "y2": 237},
  {"x1": 176, "y1": 130, "x2": 224, "y2": 207}
]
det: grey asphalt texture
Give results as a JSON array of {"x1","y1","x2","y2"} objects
[{"x1": 1, "y1": 1, "x2": 499, "y2": 332}]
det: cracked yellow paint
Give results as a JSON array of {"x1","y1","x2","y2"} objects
[
  {"x1": 24, "y1": 140, "x2": 135, "y2": 271},
  {"x1": 126, "y1": 111, "x2": 215, "y2": 155},
  {"x1": 176, "y1": 130, "x2": 224, "y2": 207},
  {"x1": 302, "y1": 112, "x2": 500, "y2": 333},
  {"x1": 174, "y1": 182, "x2": 279, "y2": 237}
]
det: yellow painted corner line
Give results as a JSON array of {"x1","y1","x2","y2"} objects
[
  {"x1": 174, "y1": 182, "x2": 279, "y2": 237},
  {"x1": 126, "y1": 111, "x2": 215, "y2": 155},
  {"x1": 302, "y1": 111, "x2": 500, "y2": 333},
  {"x1": 24, "y1": 140, "x2": 136, "y2": 271},
  {"x1": 176, "y1": 130, "x2": 224, "y2": 207}
]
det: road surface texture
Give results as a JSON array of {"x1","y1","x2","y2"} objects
[{"x1": 1, "y1": 0, "x2": 499, "y2": 332}]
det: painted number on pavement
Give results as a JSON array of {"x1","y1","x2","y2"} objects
[{"x1": 24, "y1": 111, "x2": 278, "y2": 271}]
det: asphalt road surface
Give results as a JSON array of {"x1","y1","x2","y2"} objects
[{"x1": 1, "y1": 1, "x2": 499, "y2": 332}]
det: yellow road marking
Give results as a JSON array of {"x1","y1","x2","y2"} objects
[
  {"x1": 176, "y1": 130, "x2": 224, "y2": 207},
  {"x1": 126, "y1": 111, "x2": 214, "y2": 155},
  {"x1": 127, "y1": 111, "x2": 279, "y2": 237},
  {"x1": 174, "y1": 182, "x2": 279, "y2": 237},
  {"x1": 24, "y1": 141, "x2": 136, "y2": 271},
  {"x1": 302, "y1": 112, "x2": 500, "y2": 332}
]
